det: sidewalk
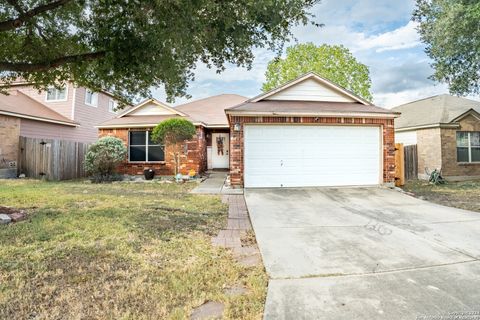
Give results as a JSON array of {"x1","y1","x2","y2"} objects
[{"x1": 191, "y1": 171, "x2": 243, "y2": 195}]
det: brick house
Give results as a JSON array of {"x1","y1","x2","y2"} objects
[
  {"x1": 393, "y1": 94, "x2": 480, "y2": 180},
  {"x1": 97, "y1": 95, "x2": 248, "y2": 176},
  {"x1": 0, "y1": 83, "x2": 120, "y2": 178},
  {"x1": 99, "y1": 73, "x2": 398, "y2": 188}
]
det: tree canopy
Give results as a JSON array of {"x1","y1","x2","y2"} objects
[
  {"x1": 413, "y1": 0, "x2": 480, "y2": 96},
  {"x1": 262, "y1": 43, "x2": 372, "y2": 101},
  {"x1": 0, "y1": 0, "x2": 319, "y2": 103}
]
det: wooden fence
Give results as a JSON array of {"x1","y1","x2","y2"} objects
[
  {"x1": 19, "y1": 136, "x2": 90, "y2": 180},
  {"x1": 404, "y1": 144, "x2": 418, "y2": 181}
]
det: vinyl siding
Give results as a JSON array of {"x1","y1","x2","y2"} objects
[
  {"x1": 16, "y1": 84, "x2": 74, "y2": 120},
  {"x1": 20, "y1": 118, "x2": 79, "y2": 141},
  {"x1": 395, "y1": 131, "x2": 417, "y2": 146}
]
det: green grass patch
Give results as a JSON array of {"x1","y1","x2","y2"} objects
[
  {"x1": 403, "y1": 180, "x2": 480, "y2": 213},
  {"x1": 0, "y1": 180, "x2": 267, "y2": 319}
]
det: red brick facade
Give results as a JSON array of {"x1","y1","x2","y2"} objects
[
  {"x1": 99, "y1": 126, "x2": 207, "y2": 176},
  {"x1": 227, "y1": 115, "x2": 396, "y2": 187}
]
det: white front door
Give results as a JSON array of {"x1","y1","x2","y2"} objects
[
  {"x1": 244, "y1": 125, "x2": 381, "y2": 188},
  {"x1": 212, "y1": 133, "x2": 230, "y2": 169}
]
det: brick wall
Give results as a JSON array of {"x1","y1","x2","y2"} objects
[
  {"x1": 99, "y1": 126, "x2": 207, "y2": 176},
  {"x1": 228, "y1": 115, "x2": 396, "y2": 187},
  {"x1": 416, "y1": 128, "x2": 442, "y2": 179},
  {"x1": 441, "y1": 114, "x2": 480, "y2": 179},
  {"x1": 0, "y1": 115, "x2": 20, "y2": 168}
]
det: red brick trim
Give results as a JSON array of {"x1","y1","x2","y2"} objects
[{"x1": 228, "y1": 115, "x2": 395, "y2": 187}]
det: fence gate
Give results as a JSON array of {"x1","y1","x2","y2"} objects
[
  {"x1": 394, "y1": 143, "x2": 405, "y2": 187},
  {"x1": 404, "y1": 144, "x2": 418, "y2": 181},
  {"x1": 19, "y1": 136, "x2": 90, "y2": 180}
]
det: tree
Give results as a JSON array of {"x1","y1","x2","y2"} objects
[
  {"x1": 413, "y1": 0, "x2": 480, "y2": 96},
  {"x1": 262, "y1": 43, "x2": 372, "y2": 101},
  {"x1": 85, "y1": 136, "x2": 127, "y2": 182},
  {"x1": 151, "y1": 118, "x2": 196, "y2": 176},
  {"x1": 0, "y1": 0, "x2": 319, "y2": 103}
]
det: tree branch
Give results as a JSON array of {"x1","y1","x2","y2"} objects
[
  {"x1": 0, "y1": 51, "x2": 106, "y2": 72},
  {"x1": 0, "y1": 0, "x2": 73, "y2": 32}
]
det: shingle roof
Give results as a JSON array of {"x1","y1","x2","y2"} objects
[
  {"x1": 392, "y1": 94, "x2": 480, "y2": 129},
  {"x1": 226, "y1": 100, "x2": 397, "y2": 116},
  {"x1": 0, "y1": 90, "x2": 77, "y2": 126},
  {"x1": 97, "y1": 114, "x2": 185, "y2": 128},
  {"x1": 175, "y1": 94, "x2": 248, "y2": 126}
]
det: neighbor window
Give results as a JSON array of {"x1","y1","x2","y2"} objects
[
  {"x1": 457, "y1": 131, "x2": 480, "y2": 163},
  {"x1": 108, "y1": 99, "x2": 117, "y2": 113},
  {"x1": 129, "y1": 131, "x2": 164, "y2": 162},
  {"x1": 46, "y1": 86, "x2": 67, "y2": 101},
  {"x1": 85, "y1": 89, "x2": 98, "y2": 106}
]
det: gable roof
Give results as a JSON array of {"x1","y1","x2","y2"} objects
[
  {"x1": 392, "y1": 94, "x2": 480, "y2": 130},
  {"x1": 250, "y1": 72, "x2": 372, "y2": 105},
  {"x1": 175, "y1": 94, "x2": 248, "y2": 127},
  {"x1": 0, "y1": 90, "x2": 78, "y2": 126},
  {"x1": 118, "y1": 98, "x2": 185, "y2": 117}
]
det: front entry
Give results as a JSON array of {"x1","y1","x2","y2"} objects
[{"x1": 212, "y1": 133, "x2": 230, "y2": 169}]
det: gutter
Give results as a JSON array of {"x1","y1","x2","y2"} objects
[
  {"x1": 0, "y1": 110, "x2": 78, "y2": 127},
  {"x1": 225, "y1": 111, "x2": 399, "y2": 118},
  {"x1": 395, "y1": 123, "x2": 460, "y2": 132}
]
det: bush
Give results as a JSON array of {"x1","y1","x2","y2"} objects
[{"x1": 85, "y1": 137, "x2": 127, "y2": 183}]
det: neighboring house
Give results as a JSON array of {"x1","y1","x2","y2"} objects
[
  {"x1": 393, "y1": 94, "x2": 480, "y2": 181},
  {"x1": 0, "y1": 82, "x2": 121, "y2": 178},
  {"x1": 97, "y1": 94, "x2": 247, "y2": 175},
  {"x1": 98, "y1": 72, "x2": 398, "y2": 188}
]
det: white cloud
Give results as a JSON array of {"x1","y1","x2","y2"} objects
[{"x1": 358, "y1": 21, "x2": 421, "y2": 52}]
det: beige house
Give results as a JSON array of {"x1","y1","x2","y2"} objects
[
  {"x1": 393, "y1": 94, "x2": 480, "y2": 180},
  {"x1": 0, "y1": 83, "x2": 121, "y2": 178}
]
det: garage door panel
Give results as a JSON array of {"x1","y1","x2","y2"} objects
[{"x1": 244, "y1": 125, "x2": 381, "y2": 188}]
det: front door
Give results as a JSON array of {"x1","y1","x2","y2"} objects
[{"x1": 212, "y1": 133, "x2": 230, "y2": 169}]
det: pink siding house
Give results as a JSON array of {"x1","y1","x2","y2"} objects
[{"x1": 0, "y1": 82, "x2": 121, "y2": 178}]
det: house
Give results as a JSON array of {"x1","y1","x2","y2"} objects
[
  {"x1": 393, "y1": 94, "x2": 480, "y2": 181},
  {"x1": 98, "y1": 72, "x2": 398, "y2": 188},
  {"x1": 0, "y1": 82, "x2": 121, "y2": 178},
  {"x1": 97, "y1": 94, "x2": 248, "y2": 175}
]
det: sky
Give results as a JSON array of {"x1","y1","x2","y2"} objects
[{"x1": 151, "y1": 0, "x2": 464, "y2": 108}]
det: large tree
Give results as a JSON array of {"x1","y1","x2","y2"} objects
[
  {"x1": 262, "y1": 43, "x2": 372, "y2": 101},
  {"x1": 414, "y1": 0, "x2": 480, "y2": 96},
  {"x1": 0, "y1": 0, "x2": 319, "y2": 103}
]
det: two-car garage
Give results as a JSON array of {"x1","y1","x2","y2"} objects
[{"x1": 243, "y1": 125, "x2": 382, "y2": 188}]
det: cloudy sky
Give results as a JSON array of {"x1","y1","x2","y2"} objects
[{"x1": 152, "y1": 0, "x2": 459, "y2": 108}]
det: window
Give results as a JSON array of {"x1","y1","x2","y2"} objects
[
  {"x1": 129, "y1": 131, "x2": 164, "y2": 162},
  {"x1": 456, "y1": 131, "x2": 480, "y2": 163},
  {"x1": 108, "y1": 99, "x2": 117, "y2": 113},
  {"x1": 85, "y1": 89, "x2": 98, "y2": 106},
  {"x1": 46, "y1": 86, "x2": 67, "y2": 101}
]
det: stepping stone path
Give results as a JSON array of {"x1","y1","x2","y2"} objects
[
  {"x1": 224, "y1": 285, "x2": 249, "y2": 297},
  {"x1": 190, "y1": 301, "x2": 225, "y2": 320}
]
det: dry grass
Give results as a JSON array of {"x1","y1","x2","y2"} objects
[
  {"x1": 402, "y1": 180, "x2": 480, "y2": 213},
  {"x1": 0, "y1": 180, "x2": 267, "y2": 319}
]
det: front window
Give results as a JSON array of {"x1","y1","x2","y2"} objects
[
  {"x1": 46, "y1": 86, "x2": 67, "y2": 101},
  {"x1": 85, "y1": 89, "x2": 98, "y2": 106},
  {"x1": 108, "y1": 99, "x2": 117, "y2": 113},
  {"x1": 456, "y1": 131, "x2": 480, "y2": 163},
  {"x1": 129, "y1": 131, "x2": 164, "y2": 162}
]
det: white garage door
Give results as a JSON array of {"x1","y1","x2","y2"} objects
[{"x1": 244, "y1": 125, "x2": 381, "y2": 188}]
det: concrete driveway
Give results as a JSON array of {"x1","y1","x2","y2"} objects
[{"x1": 245, "y1": 187, "x2": 480, "y2": 319}]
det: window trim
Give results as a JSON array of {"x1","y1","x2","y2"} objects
[
  {"x1": 84, "y1": 89, "x2": 98, "y2": 107},
  {"x1": 457, "y1": 131, "x2": 480, "y2": 163},
  {"x1": 45, "y1": 85, "x2": 68, "y2": 102},
  {"x1": 128, "y1": 130, "x2": 165, "y2": 163},
  {"x1": 108, "y1": 99, "x2": 117, "y2": 113}
]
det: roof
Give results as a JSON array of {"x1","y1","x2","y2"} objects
[
  {"x1": 175, "y1": 94, "x2": 248, "y2": 126},
  {"x1": 96, "y1": 115, "x2": 187, "y2": 128},
  {"x1": 118, "y1": 98, "x2": 184, "y2": 118},
  {"x1": 0, "y1": 90, "x2": 77, "y2": 126},
  {"x1": 392, "y1": 94, "x2": 480, "y2": 130},
  {"x1": 249, "y1": 72, "x2": 372, "y2": 105},
  {"x1": 226, "y1": 100, "x2": 398, "y2": 117}
]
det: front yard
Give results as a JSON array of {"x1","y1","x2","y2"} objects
[
  {"x1": 0, "y1": 180, "x2": 266, "y2": 319},
  {"x1": 402, "y1": 180, "x2": 480, "y2": 213}
]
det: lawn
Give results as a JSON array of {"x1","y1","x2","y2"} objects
[
  {"x1": 0, "y1": 180, "x2": 267, "y2": 319},
  {"x1": 402, "y1": 180, "x2": 480, "y2": 213}
]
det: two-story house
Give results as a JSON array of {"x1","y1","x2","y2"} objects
[{"x1": 0, "y1": 82, "x2": 121, "y2": 178}]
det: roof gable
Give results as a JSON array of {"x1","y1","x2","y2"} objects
[
  {"x1": 252, "y1": 72, "x2": 371, "y2": 105},
  {"x1": 119, "y1": 98, "x2": 185, "y2": 117}
]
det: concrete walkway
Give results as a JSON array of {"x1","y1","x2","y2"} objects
[
  {"x1": 245, "y1": 187, "x2": 480, "y2": 319},
  {"x1": 191, "y1": 171, "x2": 243, "y2": 195}
]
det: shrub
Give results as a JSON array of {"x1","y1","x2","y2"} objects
[
  {"x1": 151, "y1": 118, "x2": 196, "y2": 175},
  {"x1": 85, "y1": 137, "x2": 127, "y2": 182}
]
